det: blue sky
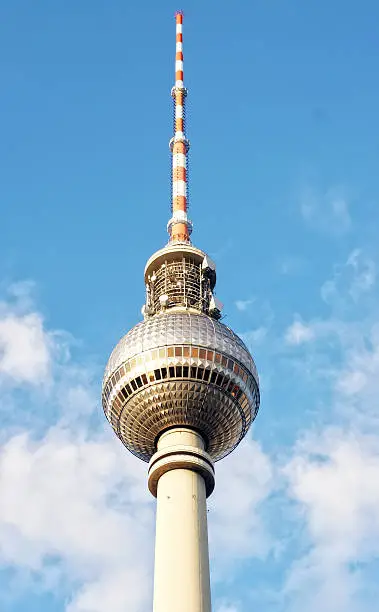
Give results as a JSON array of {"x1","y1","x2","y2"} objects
[{"x1": 1, "y1": 1, "x2": 379, "y2": 611}]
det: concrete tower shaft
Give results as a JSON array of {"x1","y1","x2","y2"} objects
[
  {"x1": 102, "y1": 12, "x2": 260, "y2": 612},
  {"x1": 151, "y1": 429, "x2": 213, "y2": 612}
]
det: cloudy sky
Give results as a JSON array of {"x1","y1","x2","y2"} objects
[{"x1": 1, "y1": 1, "x2": 379, "y2": 610}]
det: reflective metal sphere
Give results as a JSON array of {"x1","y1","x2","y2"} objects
[{"x1": 102, "y1": 312, "x2": 260, "y2": 462}]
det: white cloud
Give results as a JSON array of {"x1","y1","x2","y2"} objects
[
  {"x1": 0, "y1": 312, "x2": 52, "y2": 385},
  {"x1": 336, "y1": 369, "x2": 367, "y2": 395},
  {"x1": 235, "y1": 299, "x2": 254, "y2": 312},
  {"x1": 68, "y1": 566, "x2": 151, "y2": 612},
  {"x1": 209, "y1": 438, "x2": 273, "y2": 564},
  {"x1": 286, "y1": 430, "x2": 379, "y2": 555},
  {"x1": 216, "y1": 603, "x2": 240, "y2": 612},
  {"x1": 279, "y1": 256, "x2": 306, "y2": 276},
  {"x1": 0, "y1": 426, "x2": 154, "y2": 612},
  {"x1": 241, "y1": 326, "x2": 268, "y2": 346},
  {"x1": 285, "y1": 320, "x2": 315, "y2": 345},
  {"x1": 283, "y1": 429, "x2": 379, "y2": 612},
  {"x1": 321, "y1": 249, "x2": 376, "y2": 307},
  {"x1": 300, "y1": 187, "x2": 351, "y2": 234},
  {"x1": 280, "y1": 249, "x2": 379, "y2": 612},
  {"x1": 347, "y1": 249, "x2": 376, "y2": 300}
]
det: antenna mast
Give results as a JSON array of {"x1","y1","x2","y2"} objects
[{"x1": 167, "y1": 10, "x2": 192, "y2": 244}]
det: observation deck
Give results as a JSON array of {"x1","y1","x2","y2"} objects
[{"x1": 102, "y1": 309, "x2": 260, "y2": 462}]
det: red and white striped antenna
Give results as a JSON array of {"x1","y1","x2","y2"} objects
[{"x1": 167, "y1": 10, "x2": 192, "y2": 244}]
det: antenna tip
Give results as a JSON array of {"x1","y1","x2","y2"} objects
[{"x1": 175, "y1": 10, "x2": 184, "y2": 22}]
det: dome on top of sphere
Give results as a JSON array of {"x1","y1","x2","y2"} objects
[{"x1": 103, "y1": 311, "x2": 258, "y2": 387}]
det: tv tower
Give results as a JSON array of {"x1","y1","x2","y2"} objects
[{"x1": 102, "y1": 12, "x2": 260, "y2": 612}]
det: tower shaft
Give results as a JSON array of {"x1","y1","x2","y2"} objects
[{"x1": 151, "y1": 429, "x2": 212, "y2": 612}]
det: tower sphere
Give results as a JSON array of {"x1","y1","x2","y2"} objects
[{"x1": 102, "y1": 310, "x2": 259, "y2": 462}]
